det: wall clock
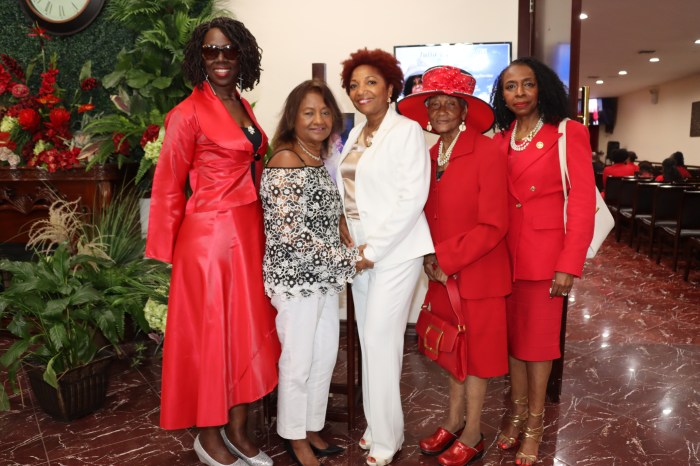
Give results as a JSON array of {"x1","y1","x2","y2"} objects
[{"x1": 20, "y1": 0, "x2": 106, "y2": 36}]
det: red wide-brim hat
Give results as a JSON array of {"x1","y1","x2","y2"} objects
[{"x1": 397, "y1": 65, "x2": 495, "y2": 134}]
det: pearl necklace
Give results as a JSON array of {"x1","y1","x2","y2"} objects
[
  {"x1": 296, "y1": 138, "x2": 322, "y2": 162},
  {"x1": 438, "y1": 131, "x2": 462, "y2": 166},
  {"x1": 510, "y1": 117, "x2": 544, "y2": 151}
]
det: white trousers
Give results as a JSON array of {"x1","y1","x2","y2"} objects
[
  {"x1": 272, "y1": 293, "x2": 340, "y2": 439},
  {"x1": 348, "y1": 218, "x2": 423, "y2": 459}
]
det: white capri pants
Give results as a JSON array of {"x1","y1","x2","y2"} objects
[
  {"x1": 347, "y1": 218, "x2": 423, "y2": 459},
  {"x1": 272, "y1": 293, "x2": 340, "y2": 440}
]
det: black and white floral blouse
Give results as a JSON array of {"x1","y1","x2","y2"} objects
[{"x1": 261, "y1": 165, "x2": 358, "y2": 300}]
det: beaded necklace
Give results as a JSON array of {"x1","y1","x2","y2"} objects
[
  {"x1": 510, "y1": 117, "x2": 544, "y2": 151},
  {"x1": 438, "y1": 130, "x2": 462, "y2": 166},
  {"x1": 296, "y1": 138, "x2": 322, "y2": 162}
]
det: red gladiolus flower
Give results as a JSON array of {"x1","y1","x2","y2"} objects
[
  {"x1": 112, "y1": 132, "x2": 130, "y2": 156},
  {"x1": 0, "y1": 65, "x2": 11, "y2": 95},
  {"x1": 80, "y1": 77, "x2": 98, "y2": 91},
  {"x1": 18, "y1": 108, "x2": 41, "y2": 131},
  {"x1": 11, "y1": 83, "x2": 30, "y2": 98},
  {"x1": 78, "y1": 103, "x2": 95, "y2": 113},
  {"x1": 1, "y1": 54, "x2": 25, "y2": 81},
  {"x1": 39, "y1": 68, "x2": 58, "y2": 96},
  {"x1": 140, "y1": 124, "x2": 160, "y2": 148}
]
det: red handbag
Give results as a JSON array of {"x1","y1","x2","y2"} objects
[{"x1": 415, "y1": 278, "x2": 467, "y2": 381}]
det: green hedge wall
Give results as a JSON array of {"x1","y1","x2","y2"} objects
[{"x1": 1, "y1": 1, "x2": 134, "y2": 113}]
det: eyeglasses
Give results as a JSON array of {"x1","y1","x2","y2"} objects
[{"x1": 201, "y1": 44, "x2": 238, "y2": 61}]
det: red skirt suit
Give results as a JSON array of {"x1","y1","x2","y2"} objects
[
  {"x1": 146, "y1": 85, "x2": 280, "y2": 429},
  {"x1": 496, "y1": 120, "x2": 595, "y2": 361},
  {"x1": 424, "y1": 127, "x2": 511, "y2": 378}
]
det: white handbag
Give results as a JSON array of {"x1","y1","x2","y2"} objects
[{"x1": 558, "y1": 119, "x2": 614, "y2": 259}]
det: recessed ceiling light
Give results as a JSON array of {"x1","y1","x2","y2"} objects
[
  {"x1": 618, "y1": 70, "x2": 628, "y2": 75},
  {"x1": 649, "y1": 57, "x2": 660, "y2": 63},
  {"x1": 595, "y1": 79, "x2": 604, "y2": 84},
  {"x1": 579, "y1": 12, "x2": 588, "y2": 20}
]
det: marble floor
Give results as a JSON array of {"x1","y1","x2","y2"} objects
[{"x1": 1, "y1": 236, "x2": 698, "y2": 466}]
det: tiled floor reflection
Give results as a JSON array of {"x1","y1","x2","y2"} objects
[{"x1": 1, "y1": 236, "x2": 698, "y2": 465}]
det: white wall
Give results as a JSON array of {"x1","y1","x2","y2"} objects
[
  {"x1": 599, "y1": 73, "x2": 700, "y2": 165},
  {"x1": 222, "y1": 0, "x2": 519, "y2": 321},
  {"x1": 222, "y1": 0, "x2": 519, "y2": 136}
]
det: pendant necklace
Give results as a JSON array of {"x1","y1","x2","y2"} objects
[
  {"x1": 510, "y1": 117, "x2": 544, "y2": 151},
  {"x1": 296, "y1": 138, "x2": 322, "y2": 162},
  {"x1": 438, "y1": 130, "x2": 462, "y2": 166}
]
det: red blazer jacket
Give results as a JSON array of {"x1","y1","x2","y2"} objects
[
  {"x1": 424, "y1": 127, "x2": 511, "y2": 299},
  {"x1": 497, "y1": 120, "x2": 596, "y2": 281}
]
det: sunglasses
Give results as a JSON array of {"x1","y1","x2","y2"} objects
[{"x1": 201, "y1": 44, "x2": 238, "y2": 61}]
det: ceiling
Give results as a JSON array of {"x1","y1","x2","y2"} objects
[{"x1": 579, "y1": 0, "x2": 700, "y2": 98}]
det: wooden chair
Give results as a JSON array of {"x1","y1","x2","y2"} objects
[
  {"x1": 603, "y1": 176, "x2": 628, "y2": 216},
  {"x1": 625, "y1": 182, "x2": 660, "y2": 246},
  {"x1": 635, "y1": 185, "x2": 686, "y2": 256},
  {"x1": 656, "y1": 190, "x2": 700, "y2": 271},
  {"x1": 613, "y1": 177, "x2": 638, "y2": 242},
  {"x1": 683, "y1": 236, "x2": 700, "y2": 281}
]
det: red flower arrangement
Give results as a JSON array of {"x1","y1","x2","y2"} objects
[{"x1": 0, "y1": 26, "x2": 100, "y2": 172}]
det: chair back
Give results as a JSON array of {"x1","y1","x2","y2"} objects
[
  {"x1": 678, "y1": 190, "x2": 700, "y2": 229},
  {"x1": 632, "y1": 182, "x2": 661, "y2": 216},
  {"x1": 651, "y1": 185, "x2": 686, "y2": 223},
  {"x1": 618, "y1": 178, "x2": 638, "y2": 210},
  {"x1": 605, "y1": 176, "x2": 629, "y2": 208}
]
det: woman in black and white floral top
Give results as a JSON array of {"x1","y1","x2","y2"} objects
[{"x1": 260, "y1": 80, "x2": 370, "y2": 466}]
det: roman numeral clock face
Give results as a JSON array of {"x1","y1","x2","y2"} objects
[{"x1": 23, "y1": 0, "x2": 106, "y2": 35}]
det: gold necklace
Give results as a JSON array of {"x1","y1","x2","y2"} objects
[{"x1": 296, "y1": 138, "x2": 322, "y2": 162}]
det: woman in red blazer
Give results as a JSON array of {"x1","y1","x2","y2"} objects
[
  {"x1": 398, "y1": 66, "x2": 511, "y2": 466},
  {"x1": 490, "y1": 58, "x2": 596, "y2": 465}
]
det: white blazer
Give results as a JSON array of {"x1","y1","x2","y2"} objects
[{"x1": 337, "y1": 108, "x2": 434, "y2": 266}]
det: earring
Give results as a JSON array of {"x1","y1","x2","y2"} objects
[
  {"x1": 205, "y1": 73, "x2": 217, "y2": 96},
  {"x1": 459, "y1": 122, "x2": 466, "y2": 132},
  {"x1": 238, "y1": 74, "x2": 244, "y2": 90},
  {"x1": 426, "y1": 122, "x2": 432, "y2": 132},
  {"x1": 387, "y1": 96, "x2": 392, "y2": 103}
]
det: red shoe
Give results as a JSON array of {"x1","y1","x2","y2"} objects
[
  {"x1": 437, "y1": 434, "x2": 484, "y2": 466},
  {"x1": 419, "y1": 427, "x2": 464, "y2": 456}
]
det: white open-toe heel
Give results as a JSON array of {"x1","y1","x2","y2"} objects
[{"x1": 193, "y1": 435, "x2": 244, "y2": 466}]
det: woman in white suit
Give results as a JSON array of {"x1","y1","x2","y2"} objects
[{"x1": 338, "y1": 48, "x2": 434, "y2": 466}]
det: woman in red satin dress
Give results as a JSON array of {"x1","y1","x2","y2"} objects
[
  {"x1": 491, "y1": 57, "x2": 596, "y2": 465},
  {"x1": 145, "y1": 17, "x2": 280, "y2": 466},
  {"x1": 398, "y1": 66, "x2": 510, "y2": 466}
]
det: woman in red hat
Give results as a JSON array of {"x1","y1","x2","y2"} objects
[
  {"x1": 491, "y1": 57, "x2": 596, "y2": 465},
  {"x1": 398, "y1": 66, "x2": 511, "y2": 466}
]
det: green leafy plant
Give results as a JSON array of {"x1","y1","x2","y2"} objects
[
  {"x1": 0, "y1": 189, "x2": 169, "y2": 410},
  {"x1": 82, "y1": 0, "x2": 226, "y2": 190}
]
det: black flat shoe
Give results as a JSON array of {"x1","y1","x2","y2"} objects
[
  {"x1": 282, "y1": 439, "x2": 302, "y2": 466},
  {"x1": 310, "y1": 443, "x2": 345, "y2": 457}
]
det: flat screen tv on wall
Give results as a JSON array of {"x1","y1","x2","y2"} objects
[{"x1": 394, "y1": 42, "x2": 513, "y2": 103}]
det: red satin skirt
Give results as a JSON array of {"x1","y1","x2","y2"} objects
[
  {"x1": 506, "y1": 279, "x2": 563, "y2": 361},
  {"x1": 427, "y1": 282, "x2": 508, "y2": 378},
  {"x1": 160, "y1": 201, "x2": 280, "y2": 429}
]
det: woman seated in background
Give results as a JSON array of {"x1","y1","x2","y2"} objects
[
  {"x1": 655, "y1": 157, "x2": 684, "y2": 183},
  {"x1": 602, "y1": 148, "x2": 636, "y2": 187},
  {"x1": 637, "y1": 161, "x2": 655, "y2": 179},
  {"x1": 398, "y1": 65, "x2": 510, "y2": 466},
  {"x1": 260, "y1": 79, "x2": 363, "y2": 466},
  {"x1": 670, "y1": 151, "x2": 692, "y2": 179},
  {"x1": 626, "y1": 150, "x2": 640, "y2": 172}
]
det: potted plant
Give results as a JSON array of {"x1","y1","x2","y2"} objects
[{"x1": 0, "y1": 190, "x2": 167, "y2": 418}]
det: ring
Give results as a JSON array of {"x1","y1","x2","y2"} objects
[{"x1": 562, "y1": 292, "x2": 568, "y2": 296}]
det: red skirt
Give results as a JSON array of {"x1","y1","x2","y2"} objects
[
  {"x1": 506, "y1": 279, "x2": 563, "y2": 361},
  {"x1": 427, "y1": 282, "x2": 508, "y2": 378},
  {"x1": 160, "y1": 201, "x2": 281, "y2": 429}
]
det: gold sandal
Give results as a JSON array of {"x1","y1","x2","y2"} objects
[
  {"x1": 497, "y1": 396, "x2": 528, "y2": 450},
  {"x1": 515, "y1": 410, "x2": 544, "y2": 465}
]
